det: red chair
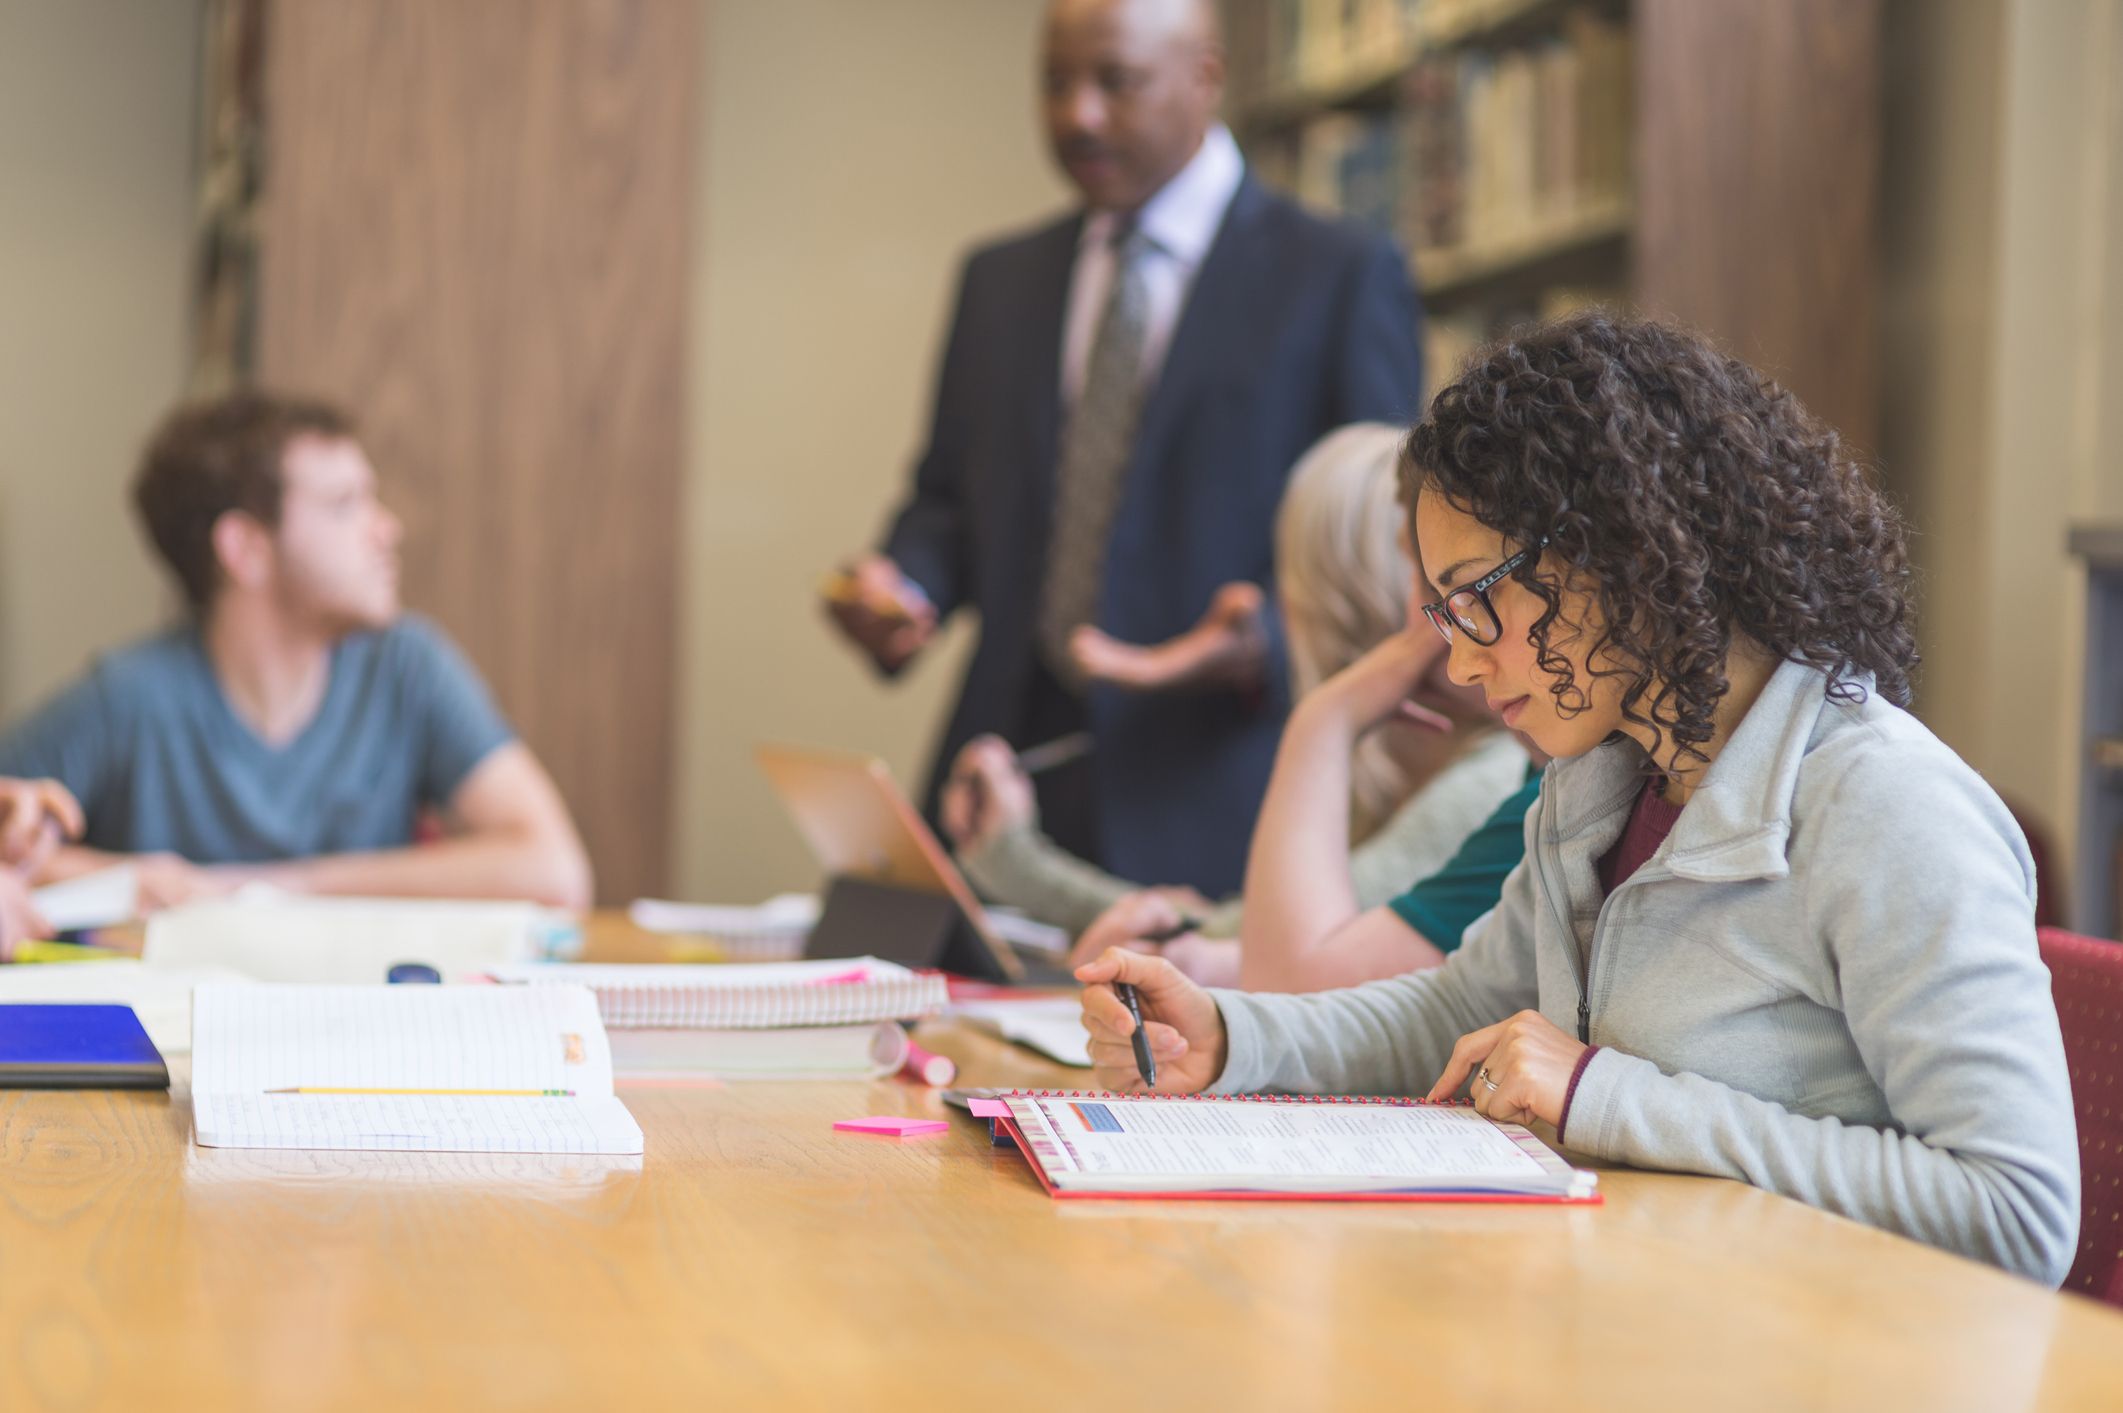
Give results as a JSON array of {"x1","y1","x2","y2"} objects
[
  {"x1": 2004, "y1": 799, "x2": 2063, "y2": 929},
  {"x1": 2040, "y1": 926, "x2": 2123, "y2": 1306}
]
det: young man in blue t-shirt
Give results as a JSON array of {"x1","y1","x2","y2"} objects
[{"x1": 0, "y1": 393, "x2": 591, "y2": 910}]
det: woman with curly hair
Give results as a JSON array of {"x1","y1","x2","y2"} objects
[{"x1": 1074, "y1": 312, "x2": 2080, "y2": 1285}]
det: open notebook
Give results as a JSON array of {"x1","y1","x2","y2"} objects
[
  {"x1": 987, "y1": 1092, "x2": 1599, "y2": 1203},
  {"x1": 190, "y1": 984, "x2": 643, "y2": 1155}
]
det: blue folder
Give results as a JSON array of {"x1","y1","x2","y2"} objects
[{"x1": 0, "y1": 1004, "x2": 169, "y2": 1089}]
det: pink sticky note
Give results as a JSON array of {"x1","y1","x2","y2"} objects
[
  {"x1": 834, "y1": 1115, "x2": 950, "y2": 1138},
  {"x1": 966, "y1": 1098, "x2": 1011, "y2": 1118}
]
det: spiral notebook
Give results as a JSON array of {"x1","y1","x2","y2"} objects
[
  {"x1": 986, "y1": 1091, "x2": 1600, "y2": 1203},
  {"x1": 487, "y1": 957, "x2": 949, "y2": 1029}
]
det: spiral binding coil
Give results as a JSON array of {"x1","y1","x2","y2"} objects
[{"x1": 1004, "y1": 1090, "x2": 1471, "y2": 1108}]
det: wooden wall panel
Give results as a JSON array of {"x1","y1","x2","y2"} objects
[
  {"x1": 1633, "y1": 0, "x2": 1883, "y2": 455},
  {"x1": 258, "y1": 0, "x2": 696, "y2": 903}
]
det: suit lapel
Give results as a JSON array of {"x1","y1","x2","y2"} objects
[
  {"x1": 1021, "y1": 214, "x2": 1083, "y2": 536},
  {"x1": 1126, "y1": 176, "x2": 1266, "y2": 471}
]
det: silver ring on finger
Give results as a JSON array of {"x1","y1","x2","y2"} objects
[{"x1": 1479, "y1": 1066, "x2": 1501, "y2": 1092}]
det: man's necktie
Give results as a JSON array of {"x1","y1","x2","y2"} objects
[{"x1": 1040, "y1": 225, "x2": 1156, "y2": 688}]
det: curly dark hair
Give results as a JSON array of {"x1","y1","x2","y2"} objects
[{"x1": 1401, "y1": 311, "x2": 1917, "y2": 769}]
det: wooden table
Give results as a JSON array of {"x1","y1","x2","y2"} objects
[{"x1": 1, "y1": 924, "x2": 2120, "y2": 1410}]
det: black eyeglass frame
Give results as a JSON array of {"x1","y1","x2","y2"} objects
[{"x1": 1420, "y1": 536, "x2": 1550, "y2": 646}]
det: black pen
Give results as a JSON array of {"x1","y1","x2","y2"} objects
[
  {"x1": 1139, "y1": 914, "x2": 1204, "y2": 945},
  {"x1": 1114, "y1": 980, "x2": 1157, "y2": 1089}
]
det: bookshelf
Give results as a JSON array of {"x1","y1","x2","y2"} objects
[
  {"x1": 190, "y1": 0, "x2": 266, "y2": 395},
  {"x1": 1223, "y1": 0, "x2": 1883, "y2": 452}
]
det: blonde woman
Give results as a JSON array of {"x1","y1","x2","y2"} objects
[{"x1": 941, "y1": 424, "x2": 1527, "y2": 950}]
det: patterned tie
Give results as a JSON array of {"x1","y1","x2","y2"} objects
[{"x1": 1040, "y1": 224, "x2": 1156, "y2": 687}]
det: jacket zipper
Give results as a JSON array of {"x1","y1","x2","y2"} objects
[
  {"x1": 1532, "y1": 800, "x2": 1590, "y2": 1041},
  {"x1": 1535, "y1": 790, "x2": 1671, "y2": 1044}
]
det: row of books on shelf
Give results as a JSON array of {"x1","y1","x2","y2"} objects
[
  {"x1": 1252, "y1": 11, "x2": 1631, "y2": 279},
  {"x1": 1421, "y1": 285, "x2": 1616, "y2": 400},
  {"x1": 1233, "y1": 0, "x2": 1556, "y2": 97}
]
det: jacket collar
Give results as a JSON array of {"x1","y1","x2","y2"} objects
[{"x1": 1544, "y1": 658, "x2": 1851, "y2": 883}]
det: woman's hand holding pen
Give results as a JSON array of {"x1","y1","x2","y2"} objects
[{"x1": 1076, "y1": 947, "x2": 1226, "y2": 1094}]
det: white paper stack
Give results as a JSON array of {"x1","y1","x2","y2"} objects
[
  {"x1": 31, "y1": 864, "x2": 141, "y2": 930},
  {"x1": 147, "y1": 896, "x2": 550, "y2": 983},
  {"x1": 608, "y1": 1022, "x2": 909, "y2": 1082}
]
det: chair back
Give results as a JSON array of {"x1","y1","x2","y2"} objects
[{"x1": 2039, "y1": 926, "x2": 2123, "y2": 1306}]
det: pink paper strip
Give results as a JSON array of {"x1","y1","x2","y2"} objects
[{"x1": 834, "y1": 1115, "x2": 950, "y2": 1138}]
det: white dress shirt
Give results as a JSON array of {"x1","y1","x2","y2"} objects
[{"x1": 1060, "y1": 123, "x2": 1246, "y2": 406}]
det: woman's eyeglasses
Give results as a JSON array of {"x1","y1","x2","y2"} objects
[{"x1": 1419, "y1": 538, "x2": 1547, "y2": 646}]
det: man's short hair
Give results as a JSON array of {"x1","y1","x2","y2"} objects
[{"x1": 132, "y1": 391, "x2": 356, "y2": 611}]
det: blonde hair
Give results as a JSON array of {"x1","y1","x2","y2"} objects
[{"x1": 1275, "y1": 422, "x2": 1460, "y2": 841}]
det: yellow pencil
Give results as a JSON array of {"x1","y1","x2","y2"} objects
[
  {"x1": 264, "y1": 1087, "x2": 577, "y2": 1097},
  {"x1": 12, "y1": 939, "x2": 125, "y2": 964}
]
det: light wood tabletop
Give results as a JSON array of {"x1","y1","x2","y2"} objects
[{"x1": 0, "y1": 918, "x2": 2120, "y2": 1411}]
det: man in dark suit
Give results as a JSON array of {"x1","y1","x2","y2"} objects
[{"x1": 826, "y1": 0, "x2": 1423, "y2": 897}]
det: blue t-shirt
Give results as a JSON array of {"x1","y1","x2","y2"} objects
[
  {"x1": 1386, "y1": 767, "x2": 1542, "y2": 953},
  {"x1": 0, "y1": 615, "x2": 514, "y2": 863}
]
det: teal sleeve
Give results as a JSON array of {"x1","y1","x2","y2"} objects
[
  {"x1": 1386, "y1": 772, "x2": 1540, "y2": 953},
  {"x1": 394, "y1": 616, "x2": 516, "y2": 805},
  {"x1": 0, "y1": 668, "x2": 116, "y2": 825}
]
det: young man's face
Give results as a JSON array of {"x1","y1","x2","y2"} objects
[{"x1": 270, "y1": 433, "x2": 403, "y2": 633}]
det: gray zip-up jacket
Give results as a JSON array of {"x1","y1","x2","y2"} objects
[{"x1": 1208, "y1": 659, "x2": 2080, "y2": 1285}]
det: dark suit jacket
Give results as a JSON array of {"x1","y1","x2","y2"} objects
[{"x1": 883, "y1": 176, "x2": 1424, "y2": 896}]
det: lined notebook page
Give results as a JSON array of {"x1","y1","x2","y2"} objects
[
  {"x1": 192, "y1": 984, "x2": 613, "y2": 1094},
  {"x1": 190, "y1": 984, "x2": 641, "y2": 1155},
  {"x1": 192, "y1": 1094, "x2": 643, "y2": 1154},
  {"x1": 1006, "y1": 1095, "x2": 1590, "y2": 1196}
]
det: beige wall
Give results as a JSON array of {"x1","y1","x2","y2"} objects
[
  {"x1": 1989, "y1": 0, "x2": 2121, "y2": 892},
  {"x1": 1883, "y1": 0, "x2": 2123, "y2": 907},
  {"x1": 671, "y1": 0, "x2": 1070, "y2": 900},
  {"x1": 0, "y1": 0, "x2": 198, "y2": 713},
  {"x1": 1881, "y1": 0, "x2": 2005, "y2": 759}
]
